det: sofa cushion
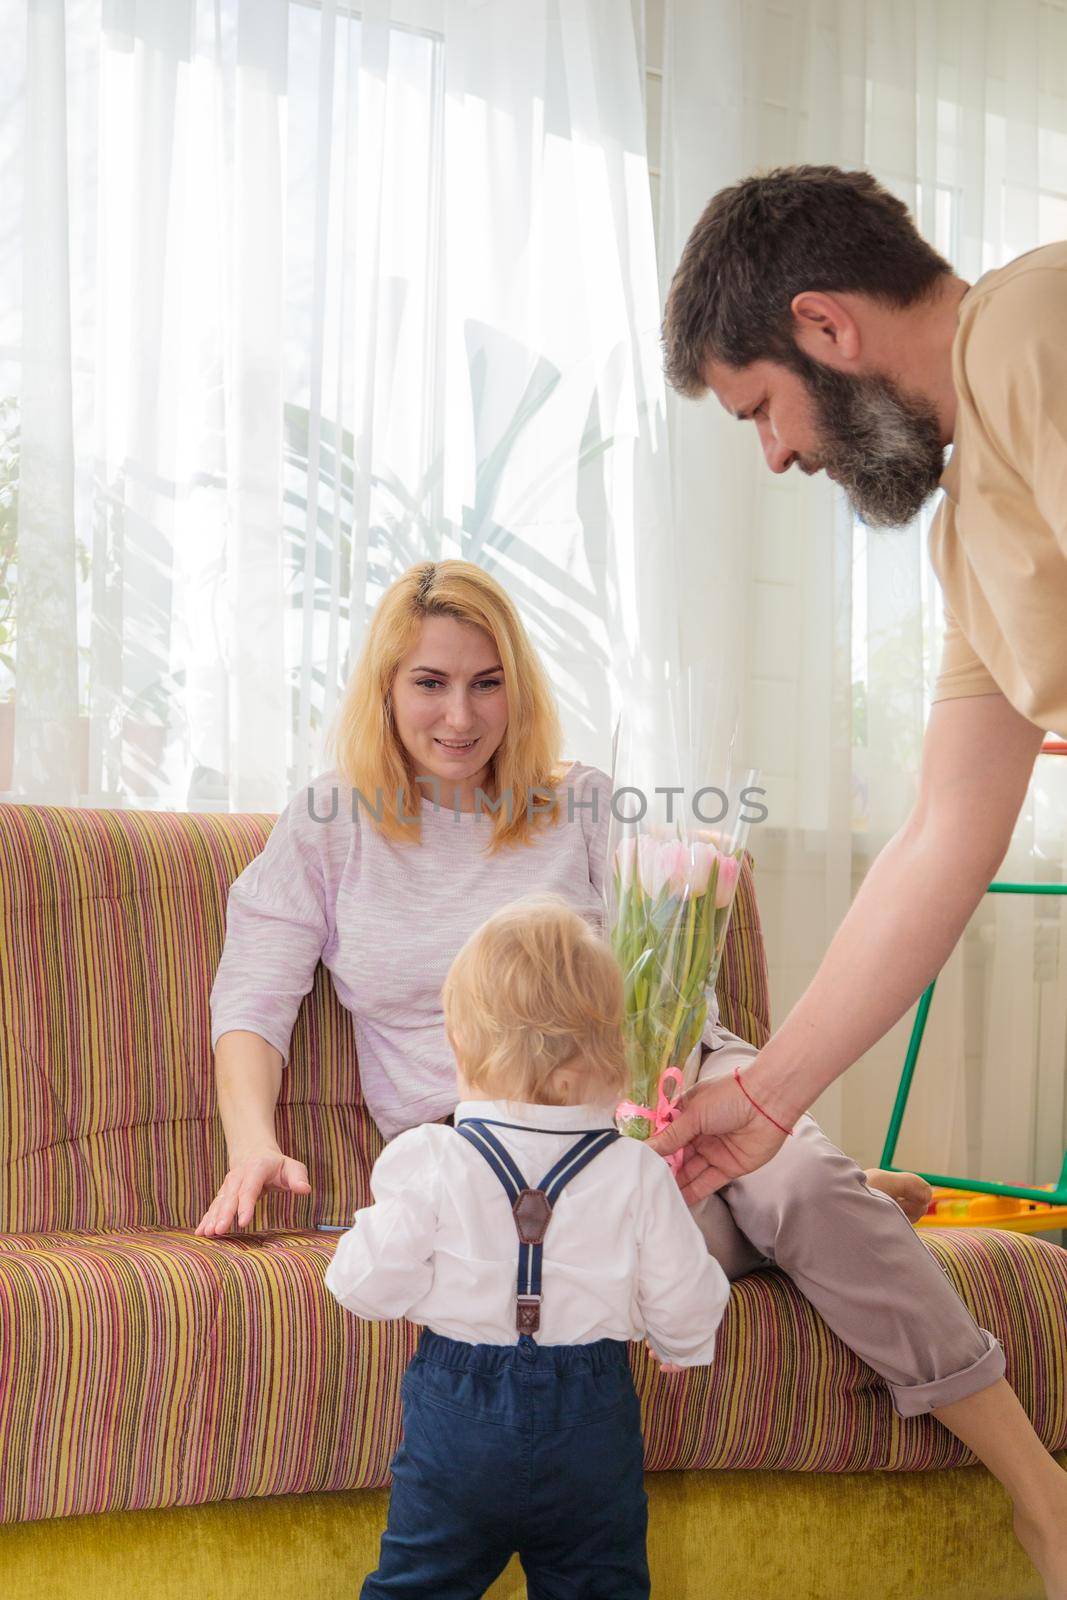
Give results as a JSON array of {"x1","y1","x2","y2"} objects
[
  {"x1": 0, "y1": 804, "x2": 769, "y2": 1236},
  {"x1": 1, "y1": 1225, "x2": 1063, "y2": 1524},
  {"x1": 0, "y1": 805, "x2": 378, "y2": 1235}
]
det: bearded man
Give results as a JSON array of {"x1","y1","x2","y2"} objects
[
  {"x1": 658, "y1": 165, "x2": 1065, "y2": 1187},
  {"x1": 653, "y1": 166, "x2": 1067, "y2": 1595}
]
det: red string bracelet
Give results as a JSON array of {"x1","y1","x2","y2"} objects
[{"x1": 733, "y1": 1064, "x2": 794, "y2": 1137}]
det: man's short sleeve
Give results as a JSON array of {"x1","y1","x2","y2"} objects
[
  {"x1": 962, "y1": 266, "x2": 1067, "y2": 557},
  {"x1": 931, "y1": 606, "x2": 1000, "y2": 705}
]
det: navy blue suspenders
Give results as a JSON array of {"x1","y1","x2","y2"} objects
[{"x1": 455, "y1": 1118, "x2": 619, "y2": 1335}]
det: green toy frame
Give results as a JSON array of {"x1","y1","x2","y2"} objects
[{"x1": 880, "y1": 881, "x2": 1067, "y2": 1205}]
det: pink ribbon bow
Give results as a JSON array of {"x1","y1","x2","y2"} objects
[{"x1": 617, "y1": 1066, "x2": 686, "y2": 1175}]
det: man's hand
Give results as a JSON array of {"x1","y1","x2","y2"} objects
[{"x1": 648, "y1": 1073, "x2": 788, "y2": 1200}]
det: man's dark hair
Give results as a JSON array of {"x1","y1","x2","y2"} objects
[{"x1": 662, "y1": 165, "x2": 953, "y2": 396}]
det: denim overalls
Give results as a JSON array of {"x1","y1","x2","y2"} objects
[{"x1": 360, "y1": 1118, "x2": 651, "y2": 1600}]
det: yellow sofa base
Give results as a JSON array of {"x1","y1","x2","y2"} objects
[{"x1": 4, "y1": 1459, "x2": 1061, "y2": 1600}]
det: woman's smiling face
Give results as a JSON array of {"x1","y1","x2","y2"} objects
[{"x1": 390, "y1": 614, "x2": 510, "y2": 807}]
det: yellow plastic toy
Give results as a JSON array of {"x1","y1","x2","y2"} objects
[{"x1": 916, "y1": 1186, "x2": 1067, "y2": 1236}]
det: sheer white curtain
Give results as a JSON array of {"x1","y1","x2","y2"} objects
[
  {"x1": 654, "y1": 0, "x2": 1067, "y2": 1175},
  {"x1": 7, "y1": 0, "x2": 1066, "y2": 1181},
  {"x1": 1, "y1": 0, "x2": 675, "y2": 810}
]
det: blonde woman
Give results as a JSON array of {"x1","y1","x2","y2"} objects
[{"x1": 198, "y1": 561, "x2": 1065, "y2": 1591}]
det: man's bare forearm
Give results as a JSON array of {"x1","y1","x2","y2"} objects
[
  {"x1": 743, "y1": 821, "x2": 995, "y2": 1122},
  {"x1": 214, "y1": 1030, "x2": 285, "y2": 1164},
  {"x1": 744, "y1": 695, "x2": 1044, "y2": 1125}
]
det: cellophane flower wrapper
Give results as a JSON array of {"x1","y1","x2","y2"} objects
[
  {"x1": 610, "y1": 830, "x2": 748, "y2": 1140},
  {"x1": 605, "y1": 679, "x2": 759, "y2": 1144}
]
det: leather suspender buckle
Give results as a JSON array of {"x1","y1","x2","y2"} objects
[
  {"x1": 516, "y1": 1295, "x2": 542, "y2": 1334},
  {"x1": 512, "y1": 1187, "x2": 552, "y2": 1245}
]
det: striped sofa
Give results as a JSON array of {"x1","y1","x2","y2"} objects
[{"x1": 0, "y1": 802, "x2": 1064, "y2": 1600}]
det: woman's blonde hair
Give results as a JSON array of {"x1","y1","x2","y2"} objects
[
  {"x1": 442, "y1": 895, "x2": 629, "y2": 1107},
  {"x1": 328, "y1": 560, "x2": 565, "y2": 849}
]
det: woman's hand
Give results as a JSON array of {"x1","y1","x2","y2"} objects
[
  {"x1": 648, "y1": 1073, "x2": 788, "y2": 1201},
  {"x1": 194, "y1": 1151, "x2": 312, "y2": 1236}
]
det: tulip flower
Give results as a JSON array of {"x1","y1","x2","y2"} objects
[
  {"x1": 686, "y1": 841, "x2": 719, "y2": 897},
  {"x1": 713, "y1": 852, "x2": 740, "y2": 909},
  {"x1": 636, "y1": 835, "x2": 668, "y2": 896},
  {"x1": 660, "y1": 840, "x2": 692, "y2": 898}
]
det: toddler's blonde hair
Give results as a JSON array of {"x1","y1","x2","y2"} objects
[{"x1": 442, "y1": 895, "x2": 629, "y2": 1107}]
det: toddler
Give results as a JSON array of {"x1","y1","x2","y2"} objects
[{"x1": 324, "y1": 894, "x2": 730, "y2": 1600}]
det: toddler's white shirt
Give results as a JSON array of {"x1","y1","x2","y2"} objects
[{"x1": 324, "y1": 1097, "x2": 730, "y2": 1368}]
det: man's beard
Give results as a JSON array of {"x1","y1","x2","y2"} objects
[{"x1": 788, "y1": 350, "x2": 947, "y2": 528}]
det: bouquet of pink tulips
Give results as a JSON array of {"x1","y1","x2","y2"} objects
[{"x1": 610, "y1": 830, "x2": 744, "y2": 1145}]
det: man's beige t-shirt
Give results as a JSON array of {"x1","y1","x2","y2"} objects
[{"x1": 930, "y1": 241, "x2": 1067, "y2": 736}]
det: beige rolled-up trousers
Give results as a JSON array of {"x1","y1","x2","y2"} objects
[{"x1": 691, "y1": 1034, "x2": 1005, "y2": 1418}]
